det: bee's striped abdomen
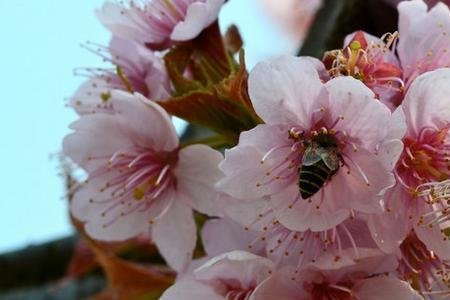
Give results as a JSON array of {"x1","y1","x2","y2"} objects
[{"x1": 298, "y1": 160, "x2": 336, "y2": 199}]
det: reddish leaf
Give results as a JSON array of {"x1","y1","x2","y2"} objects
[
  {"x1": 158, "y1": 52, "x2": 261, "y2": 142},
  {"x1": 87, "y1": 240, "x2": 175, "y2": 300}
]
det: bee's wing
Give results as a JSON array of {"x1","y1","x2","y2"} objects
[
  {"x1": 319, "y1": 148, "x2": 340, "y2": 171},
  {"x1": 302, "y1": 146, "x2": 322, "y2": 166}
]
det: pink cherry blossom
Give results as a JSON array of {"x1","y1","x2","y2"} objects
[
  {"x1": 217, "y1": 56, "x2": 403, "y2": 233},
  {"x1": 398, "y1": 0, "x2": 450, "y2": 89},
  {"x1": 160, "y1": 251, "x2": 274, "y2": 300},
  {"x1": 327, "y1": 31, "x2": 404, "y2": 110},
  {"x1": 368, "y1": 69, "x2": 450, "y2": 293},
  {"x1": 71, "y1": 37, "x2": 170, "y2": 115},
  {"x1": 216, "y1": 194, "x2": 379, "y2": 270},
  {"x1": 252, "y1": 248, "x2": 422, "y2": 300},
  {"x1": 97, "y1": 0, "x2": 225, "y2": 49},
  {"x1": 63, "y1": 90, "x2": 223, "y2": 271}
]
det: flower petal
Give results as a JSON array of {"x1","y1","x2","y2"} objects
[
  {"x1": 96, "y1": 2, "x2": 157, "y2": 44},
  {"x1": 217, "y1": 124, "x2": 292, "y2": 199},
  {"x1": 414, "y1": 221, "x2": 450, "y2": 260},
  {"x1": 354, "y1": 277, "x2": 422, "y2": 300},
  {"x1": 160, "y1": 278, "x2": 222, "y2": 300},
  {"x1": 175, "y1": 144, "x2": 223, "y2": 216},
  {"x1": 195, "y1": 251, "x2": 273, "y2": 288},
  {"x1": 248, "y1": 56, "x2": 324, "y2": 127},
  {"x1": 70, "y1": 77, "x2": 114, "y2": 115},
  {"x1": 152, "y1": 199, "x2": 196, "y2": 271},
  {"x1": 398, "y1": 0, "x2": 450, "y2": 85},
  {"x1": 368, "y1": 185, "x2": 411, "y2": 254},
  {"x1": 334, "y1": 148, "x2": 395, "y2": 214},
  {"x1": 324, "y1": 76, "x2": 391, "y2": 151},
  {"x1": 270, "y1": 184, "x2": 350, "y2": 232},
  {"x1": 171, "y1": 0, "x2": 225, "y2": 41},
  {"x1": 201, "y1": 218, "x2": 263, "y2": 257},
  {"x1": 63, "y1": 114, "x2": 133, "y2": 172},
  {"x1": 402, "y1": 68, "x2": 450, "y2": 137},
  {"x1": 398, "y1": 0, "x2": 428, "y2": 37},
  {"x1": 251, "y1": 267, "x2": 306, "y2": 300},
  {"x1": 77, "y1": 187, "x2": 171, "y2": 242},
  {"x1": 110, "y1": 90, "x2": 179, "y2": 151}
]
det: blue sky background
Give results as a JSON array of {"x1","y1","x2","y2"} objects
[{"x1": 0, "y1": 0, "x2": 295, "y2": 252}]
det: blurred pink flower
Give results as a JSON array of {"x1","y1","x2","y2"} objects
[
  {"x1": 397, "y1": 0, "x2": 450, "y2": 89},
  {"x1": 261, "y1": 0, "x2": 322, "y2": 43},
  {"x1": 217, "y1": 56, "x2": 403, "y2": 232},
  {"x1": 97, "y1": 0, "x2": 225, "y2": 49},
  {"x1": 160, "y1": 251, "x2": 274, "y2": 300},
  {"x1": 386, "y1": 0, "x2": 450, "y2": 9},
  {"x1": 252, "y1": 248, "x2": 421, "y2": 300},
  {"x1": 64, "y1": 90, "x2": 223, "y2": 271},
  {"x1": 71, "y1": 37, "x2": 170, "y2": 115}
]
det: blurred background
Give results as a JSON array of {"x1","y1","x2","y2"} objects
[{"x1": 0, "y1": 0, "x2": 319, "y2": 254}]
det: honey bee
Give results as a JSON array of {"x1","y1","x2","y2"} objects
[{"x1": 298, "y1": 136, "x2": 341, "y2": 199}]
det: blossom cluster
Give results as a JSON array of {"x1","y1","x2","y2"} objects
[{"x1": 64, "y1": 0, "x2": 450, "y2": 299}]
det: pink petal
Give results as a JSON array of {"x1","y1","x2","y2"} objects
[
  {"x1": 324, "y1": 76, "x2": 391, "y2": 152},
  {"x1": 334, "y1": 148, "x2": 395, "y2": 214},
  {"x1": 248, "y1": 56, "x2": 324, "y2": 127},
  {"x1": 398, "y1": 0, "x2": 428, "y2": 37},
  {"x1": 270, "y1": 184, "x2": 350, "y2": 232},
  {"x1": 217, "y1": 124, "x2": 292, "y2": 199},
  {"x1": 368, "y1": 185, "x2": 411, "y2": 254},
  {"x1": 311, "y1": 248, "x2": 398, "y2": 281},
  {"x1": 77, "y1": 187, "x2": 172, "y2": 242},
  {"x1": 378, "y1": 139, "x2": 404, "y2": 170},
  {"x1": 414, "y1": 221, "x2": 450, "y2": 260},
  {"x1": 251, "y1": 267, "x2": 306, "y2": 300},
  {"x1": 70, "y1": 77, "x2": 114, "y2": 115},
  {"x1": 175, "y1": 144, "x2": 223, "y2": 216},
  {"x1": 385, "y1": 107, "x2": 407, "y2": 141},
  {"x1": 398, "y1": 0, "x2": 450, "y2": 84},
  {"x1": 195, "y1": 251, "x2": 273, "y2": 288},
  {"x1": 171, "y1": 0, "x2": 225, "y2": 41},
  {"x1": 217, "y1": 194, "x2": 271, "y2": 229},
  {"x1": 109, "y1": 37, "x2": 171, "y2": 99},
  {"x1": 84, "y1": 208, "x2": 149, "y2": 242},
  {"x1": 160, "y1": 278, "x2": 223, "y2": 300},
  {"x1": 354, "y1": 277, "x2": 422, "y2": 300},
  {"x1": 152, "y1": 199, "x2": 196, "y2": 271},
  {"x1": 201, "y1": 218, "x2": 264, "y2": 257},
  {"x1": 110, "y1": 90, "x2": 179, "y2": 151},
  {"x1": 63, "y1": 114, "x2": 133, "y2": 172},
  {"x1": 402, "y1": 69, "x2": 450, "y2": 137},
  {"x1": 96, "y1": 2, "x2": 157, "y2": 44}
]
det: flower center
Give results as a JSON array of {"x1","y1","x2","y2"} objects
[
  {"x1": 399, "y1": 231, "x2": 450, "y2": 293},
  {"x1": 309, "y1": 281, "x2": 355, "y2": 300},
  {"x1": 224, "y1": 289, "x2": 253, "y2": 300},
  {"x1": 399, "y1": 127, "x2": 450, "y2": 189},
  {"x1": 324, "y1": 31, "x2": 403, "y2": 101},
  {"x1": 86, "y1": 148, "x2": 177, "y2": 227}
]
